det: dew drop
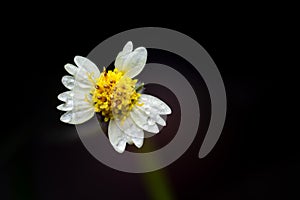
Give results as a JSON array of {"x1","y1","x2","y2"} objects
[
  {"x1": 60, "y1": 112, "x2": 72, "y2": 123},
  {"x1": 62, "y1": 76, "x2": 75, "y2": 90}
]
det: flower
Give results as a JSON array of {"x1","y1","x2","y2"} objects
[{"x1": 57, "y1": 41, "x2": 171, "y2": 153}]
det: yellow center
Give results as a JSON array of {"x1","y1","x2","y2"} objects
[{"x1": 91, "y1": 68, "x2": 142, "y2": 122}]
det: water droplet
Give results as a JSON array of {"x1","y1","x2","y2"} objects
[
  {"x1": 60, "y1": 112, "x2": 72, "y2": 123},
  {"x1": 64, "y1": 64, "x2": 78, "y2": 75},
  {"x1": 62, "y1": 76, "x2": 75, "y2": 90},
  {"x1": 58, "y1": 91, "x2": 73, "y2": 102}
]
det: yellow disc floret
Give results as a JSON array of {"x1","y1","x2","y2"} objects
[{"x1": 91, "y1": 68, "x2": 142, "y2": 122}]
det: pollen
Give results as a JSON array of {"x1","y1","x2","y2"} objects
[{"x1": 91, "y1": 68, "x2": 142, "y2": 122}]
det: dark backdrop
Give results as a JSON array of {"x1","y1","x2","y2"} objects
[{"x1": 0, "y1": 6, "x2": 297, "y2": 200}]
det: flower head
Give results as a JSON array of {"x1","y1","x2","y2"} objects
[{"x1": 58, "y1": 41, "x2": 171, "y2": 153}]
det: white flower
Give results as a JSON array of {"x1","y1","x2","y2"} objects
[{"x1": 57, "y1": 41, "x2": 171, "y2": 153}]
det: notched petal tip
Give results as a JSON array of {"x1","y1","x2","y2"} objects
[
  {"x1": 114, "y1": 145, "x2": 126, "y2": 153},
  {"x1": 73, "y1": 55, "x2": 83, "y2": 64},
  {"x1": 62, "y1": 75, "x2": 75, "y2": 90},
  {"x1": 60, "y1": 111, "x2": 72, "y2": 124},
  {"x1": 108, "y1": 120, "x2": 127, "y2": 153},
  {"x1": 64, "y1": 63, "x2": 78, "y2": 75},
  {"x1": 132, "y1": 137, "x2": 143, "y2": 148},
  {"x1": 57, "y1": 103, "x2": 73, "y2": 111},
  {"x1": 156, "y1": 115, "x2": 166, "y2": 126},
  {"x1": 57, "y1": 91, "x2": 73, "y2": 102},
  {"x1": 59, "y1": 107, "x2": 94, "y2": 125},
  {"x1": 165, "y1": 107, "x2": 172, "y2": 115},
  {"x1": 123, "y1": 41, "x2": 133, "y2": 53},
  {"x1": 122, "y1": 47, "x2": 147, "y2": 78},
  {"x1": 140, "y1": 94, "x2": 172, "y2": 115},
  {"x1": 74, "y1": 55, "x2": 100, "y2": 77},
  {"x1": 135, "y1": 46, "x2": 147, "y2": 54}
]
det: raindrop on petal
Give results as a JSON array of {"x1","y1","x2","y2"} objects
[
  {"x1": 58, "y1": 91, "x2": 73, "y2": 102},
  {"x1": 60, "y1": 112, "x2": 72, "y2": 123},
  {"x1": 62, "y1": 76, "x2": 75, "y2": 90}
]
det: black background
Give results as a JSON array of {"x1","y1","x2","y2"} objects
[{"x1": 0, "y1": 5, "x2": 297, "y2": 200}]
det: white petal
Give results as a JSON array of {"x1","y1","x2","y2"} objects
[
  {"x1": 115, "y1": 117, "x2": 144, "y2": 139},
  {"x1": 64, "y1": 57, "x2": 97, "y2": 91},
  {"x1": 58, "y1": 87, "x2": 94, "y2": 124},
  {"x1": 74, "y1": 67, "x2": 95, "y2": 89},
  {"x1": 64, "y1": 64, "x2": 78, "y2": 75},
  {"x1": 139, "y1": 94, "x2": 171, "y2": 115},
  {"x1": 114, "y1": 41, "x2": 133, "y2": 71},
  {"x1": 59, "y1": 57, "x2": 99, "y2": 125},
  {"x1": 115, "y1": 117, "x2": 144, "y2": 148},
  {"x1": 108, "y1": 120, "x2": 127, "y2": 153},
  {"x1": 57, "y1": 99, "x2": 73, "y2": 111},
  {"x1": 62, "y1": 75, "x2": 75, "y2": 90},
  {"x1": 127, "y1": 139, "x2": 133, "y2": 145},
  {"x1": 137, "y1": 103, "x2": 167, "y2": 126},
  {"x1": 122, "y1": 47, "x2": 147, "y2": 78},
  {"x1": 131, "y1": 136, "x2": 143, "y2": 148},
  {"x1": 74, "y1": 56, "x2": 100, "y2": 78},
  {"x1": 60, "y1": 111, "x2": 73, "y2": 123},
  {"x1": 114, "y1": 42, "x2": 147, "y2": 78},
  {"x1": 130, "y1": 107, "x2": 159, "y2": 133},
  {"x1": 60, "y1": 107, "x2": 94, "y2": 124},
  {"x1": 72, "y1": 88, "x2": 91, "y2": 101},
  {"x1": 122, "y1": 41, "x2": 133, "y2": 53},
  {"x1": 72, "y1": 89, "x2": 94, "y2": 111},
  {"x1": 74, "y1": 100, "x2": 93, "y2": 112},
  {"x1": 155, "y1": 115, "x2": 166, "y2": 126},
  {"x1": 57, "y1": 91, "x2": 73, "y2": 102}
]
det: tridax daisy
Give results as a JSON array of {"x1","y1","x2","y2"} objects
[{"x1": 57, "y1": 41, "x2": 171, "y2": 153}]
